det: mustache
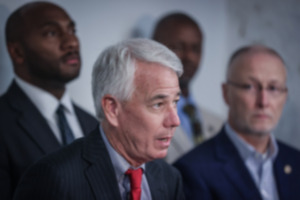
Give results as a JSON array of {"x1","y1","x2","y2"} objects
[
  {"x1": 252, "y1": 111, "x2": 272, "y2": 118},
  {"x1": 61, "y1": 51, "x2": 80, "y2": 61}
]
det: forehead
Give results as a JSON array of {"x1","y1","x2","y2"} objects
[
  {"x1": 22, "y1": 4, "x2": 71, "y2": 29},
  {"x1": 162, "y1": 23, "x2": 202, "y2": 43},
  {"x1": 229, "y1": 51, "x2": 286, "y2": 83},
  {"x1": 133, "y1": 61, "x2": 179, "y2": 94}
]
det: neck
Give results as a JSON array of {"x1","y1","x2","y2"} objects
[
  {"x1": 237, "y1": 132, "x2": 271, "y2": 154},
  {"x1": 21, "y1": 77, "x2": 66, "y2": 99},
  {"x1": 102, "y1": 122, "x2": 144, "y2": 168}
]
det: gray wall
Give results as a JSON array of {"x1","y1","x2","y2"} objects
[{"x1": 1, "y1": 0, "x2": 300, "y2": 149}]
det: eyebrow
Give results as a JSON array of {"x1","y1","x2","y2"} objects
[
  {"x1": 149, "y1": 91, "x2": 181, "y2": 102},
  {"x1": 38, "y1": 20, "x2": 75, "y2": 29}
]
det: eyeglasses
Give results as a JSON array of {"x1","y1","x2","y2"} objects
[{"x1": 227, "y1": 80, "x2": 288, "y2": 97}]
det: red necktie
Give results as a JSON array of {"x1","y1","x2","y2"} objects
[{"x1": 125, "y1": 168, "x2": 143, "y2": 200}]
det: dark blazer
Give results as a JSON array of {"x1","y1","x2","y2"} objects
[
  {"x1": 0, "y1": 81, "x2": 98, "y2": 200},
  {"x1": 174, "y1": 127, "x2": 300, "y2": 200},
  {"x1": 13, "y1": 127, "x2": 185, "y2": 200}
]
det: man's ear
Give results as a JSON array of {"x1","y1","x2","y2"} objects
[
  {"x1": 7, "y1": 42, "x2": 25, "y2": 65},
  {"x1": 222, "y1": 83, "x2": 230, "y2": 106},
  {"x1": 101, "y1": 95, "x2": 120, "y2": 127}
]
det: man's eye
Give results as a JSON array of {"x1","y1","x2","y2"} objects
[
  {"x1": 173, "y1": 99, "x2": 179, "y2": 106},
  {"x1": 169, "y1": 45, "x2": 183, "y2": 53},
  {"x1": 69, "y1": 28, "x2": 76, "y2": 34},
  {"x1": 241, "y1": 84, "x2": 254, "y2": 90},
  {"x1": 153, "y1": 102, "x2": 163, "y2": 109},
  {"x1": 44, "y1": 31, "x2": 57, "y2": 37},
  {"x1": 268, "y1": 85, "x2": 282, "y2": 93}
]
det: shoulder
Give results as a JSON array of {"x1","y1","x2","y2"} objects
[
  {"x1": 146, "y1": 159, "x2": 185, "y2": 199},
  {"x1": 146, "y1": 159, "x2": 182, "y2": 182},
  {"x1": 148, "y1": 159, "x2": 179, "y2": 172},
  {"x1": 277, "y1": 140, "x2": 300, "y2": 162},
  {"x1": 73, "y1": 103, "x2": 96, "y2": 120},
  {"x1": 178, "y1": 133, "x2": 219, "y2": 161},
  {"x1": 173, "y1": 132, "x2": 225, "y2": 175},
  {"x1": 73, "y1": 104, "x2": 98, "y2": 124},
  {"x1": 30, "y1": 137, "x2": 85, "y2": 173}
]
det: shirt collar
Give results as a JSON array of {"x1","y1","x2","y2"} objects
[
  {"x1": 99, "y1": 125, "x2": 145, "y2": 182},
  {"x1": 15, "y1": 76, "x2": 74, "y2": 120},
  {"x1": 225, "y1": 122, "x2": 278, "y2": 161}
]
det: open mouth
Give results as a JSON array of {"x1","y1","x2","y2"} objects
[
  {"x1": 159, "y1": 138, "x2": 169, "y2": 142},
  {"x1": 157, "y1": 136, "x2": 172, "y2": 148}
]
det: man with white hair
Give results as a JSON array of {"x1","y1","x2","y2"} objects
[{"x1": 14, "y1": 38, "x2": 185, "y2": 200}]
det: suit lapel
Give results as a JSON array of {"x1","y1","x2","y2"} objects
[
  {"x1": 7, "y1": 82, "x2": 60, "y2": 153},
  {"x1": 273, "y1": 143, "x2": 291, "y2": 200},
  {"x1": 73, "y1": 105, "x2": 96, "y2": 136},
  {"x1": 83, "y1": 128, "x2": 121, "y2": 200},
  {"x1": 145, "y1": 162, "x2": 165, "y2": 200},
  {"x1": 215, "y1": 130, "x2": 262, "y2": 200}
]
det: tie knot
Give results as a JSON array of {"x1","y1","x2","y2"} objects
[
  {"x1": 56, "y1": 104, "x2": 65, "y2": 115},
  {"x1": 56, "y1": 104, "x2": 74, "y2": 145},
  {"x1": 125, "y1": 168, "x2": 143, "y2": 188},
  {"x1": 125, "y1": 168, "x2": 143, "y2": 200}
]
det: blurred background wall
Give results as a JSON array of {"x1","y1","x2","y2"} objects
[{"x1": 0, "y1": 0, "x2": 299, "y2": 149}]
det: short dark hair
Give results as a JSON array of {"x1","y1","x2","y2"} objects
[
  {"x1": 5, "y1": 5, "x2": 25, "y2": 43},
  {"x1": 5, "y1": 2, "x2": 59, "y2": 43},
  {"x1": 152, "y1": 12, "x2": 202, "y2": 41}
]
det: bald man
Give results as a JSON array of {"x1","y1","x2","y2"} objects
[{"x1": 174, "y1": 45, "x2": 300, "y2": 200}]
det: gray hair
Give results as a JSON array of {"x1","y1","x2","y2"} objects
[{"x1": 92, "y1": 38, "x2": 183, "y2": 121}]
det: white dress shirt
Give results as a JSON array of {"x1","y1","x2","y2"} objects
[{"x1": 15, "y1": 76, "x2": 84, "y2": 144}]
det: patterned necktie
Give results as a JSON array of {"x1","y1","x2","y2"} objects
[
  {"x1": 125, "y1": 168, "x2": 143, "y2": 200},
  {"x1": 183, "y1": 103, "x2": 203, "y2": 144},
  {"x1": 56, "y1": 104, "x2": 75, "y2": 145}
]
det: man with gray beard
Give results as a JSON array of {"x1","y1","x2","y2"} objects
[{"x1": 174, "y1": 45, "x2": 300, "y2": 200}]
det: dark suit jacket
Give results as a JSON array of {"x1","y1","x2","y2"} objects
[
  {"x1": 13, "y1": 127, "x2": 185, "y2": 200},
  {"x1": 0, "y1": 81, "x2": 98, "y2": 200},
  {"x1": 174, "y1": 127, "x2": 300, "y2": 200}
]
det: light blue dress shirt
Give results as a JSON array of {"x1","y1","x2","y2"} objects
[
  {"x1": 99, "y1": 125, "x2": 152, "y2": 200},
  {"x1": 225, "y1": 123, "x2": 279, "y2": 200},
  {"x1": 177, "y1": 95, "x2": 203, "y2": 143}
]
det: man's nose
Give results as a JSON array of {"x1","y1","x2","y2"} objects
[
  {"x1": 256, "y1": 88, "x2": 270, "y2": 108},
  {"x1": 164, "y1": 106, "x2": 180, "y2": 128},
  {"x1": 61, "y1": 32, "x2": 79, "y2": 51}
]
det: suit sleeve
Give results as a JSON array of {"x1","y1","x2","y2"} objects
[{"x1": 0, "y1": 131, "x2": 13, "y2": 200}]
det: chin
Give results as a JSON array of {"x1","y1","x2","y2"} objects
[
  {"x1": 250, "y1": 126, "x2": 273, "y2": 136},
  {"x1": 158, "y1": 151, "x2": 168, "y2": 159}
]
